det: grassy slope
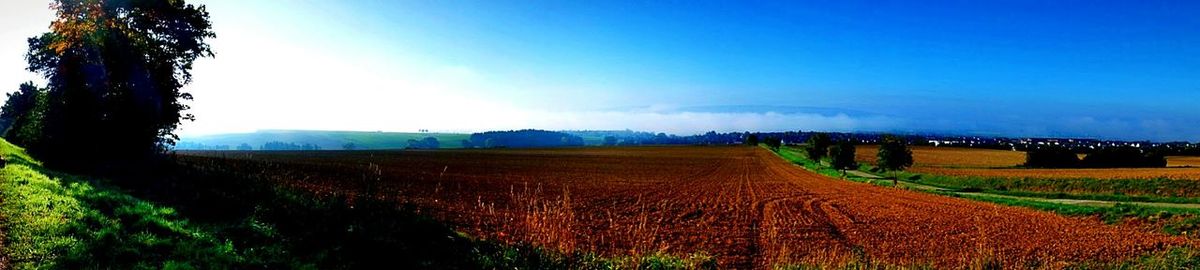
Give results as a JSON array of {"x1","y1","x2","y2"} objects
[
  {"x1": 0, "y1": 140, "x2": 241, "y2": 269},
  {"x1": 179, "y1": 130, "x2": 470, "y2": 149}
]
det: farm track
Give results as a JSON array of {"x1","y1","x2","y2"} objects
[{"x1": 180, "y1": 147, "x2": 1192, "y2": 269}]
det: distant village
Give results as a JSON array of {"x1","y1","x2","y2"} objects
[{"x1": 912, "y1": 135, "x2": 1197, "y2": 153}]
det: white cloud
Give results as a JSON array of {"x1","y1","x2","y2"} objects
[
  {"x1": 513, "y1": 110, "x2": 902, "y2": 134},
  {"x1": 0, "y1": 2, "x2": 54, "y2": 92}
]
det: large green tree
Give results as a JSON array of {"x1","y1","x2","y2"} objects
[
  {"x1": 876, "y1": 135, "x2": 913, "y2": 186},
  {"x1": 0, "y1": 82, "x2": 47, "y2": 147},
  {"x1": 829, "y1": 140, "x2": 858, "y2": 178},
  {"x1": 804, "y1": 133, "x2": 832, "y2": 161},
  {"x1": 20, "y1": 0, "x2": 214, "y2": 166},
  {"x1": 743, "y1": 133, "x2": 759, "y2": 146},
  {"x1": 763, "y1": 136, "x2": 782, "y2": 151}
]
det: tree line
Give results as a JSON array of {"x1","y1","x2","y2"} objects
[
  {"x1": 462, "y1": 130, "x2": 584, "y2": 148},
  {"x1": 754, "y1": 132, "x2": 913, "y2": 185},
  {"x1": 260, "y1": 141, "x2": 322, "y2": 151}
]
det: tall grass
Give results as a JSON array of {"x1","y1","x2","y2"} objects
[
  {"x1": 512, "y1": 184, "x2": 578, "y2": 252},
  {"x1": 483, "y1": 183, "x2": 707, "y2": 267}
]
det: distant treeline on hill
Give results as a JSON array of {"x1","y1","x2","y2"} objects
[
  {"x1": 406, "y1": 137, "x2": 440, "y2": 149},
  {"x1": 175, "y1": 141, "x2": 231, "y2": 150},
  {"x1": 260, "y1": 141, "x2": 322, "y2": 151},
  {"x1": 462, "y1": 130, "x2": 585, "y2": 148}
]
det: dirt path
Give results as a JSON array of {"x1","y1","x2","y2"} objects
[
  {"x1": 845, "y1": 170, "x2": 883, "y2": 179},
  {"x1": 183, "y1": 146, "x2": 1193, "y2": 269}
]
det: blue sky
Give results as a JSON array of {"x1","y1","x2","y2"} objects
[{"x1": 1, "y1": 1, "x2": 1198, "y2": 141}]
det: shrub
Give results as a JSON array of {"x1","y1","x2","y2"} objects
[
  {"x1": 1081, "y1": 147, "x2": 1167, "y2": 168},
  {"x1": 1023, "y1": 147, "x2": 1080, "y2": 168}
]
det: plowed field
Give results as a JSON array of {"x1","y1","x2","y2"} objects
[{"x1": 180, "y1": 147, "x2": 1188, "y2": 268}]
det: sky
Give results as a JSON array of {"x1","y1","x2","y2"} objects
[{"x1": 1, "y1": 1, "x2": 1198, "y2": 141}]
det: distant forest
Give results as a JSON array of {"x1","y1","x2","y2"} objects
[
  {"x1": 462, "y1": 130, "x2": 585, "y2": 148},
  {"x1": 260, "y1": 141, "x2": 322, "y2": 151},
  {"x1": 562, "y1": 130, "x2": 919, "y2": 147}
]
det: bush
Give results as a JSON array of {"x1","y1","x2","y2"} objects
[
  {"x1": 763, "y1": 137, "x2": 783, "y2": 151},
  {"x1": 829, "y1": 141, "x2": 858, "y2": 173},
  {"x1": 1024, "y1": 147, "x2": 1080, "y2": 168},
  {"x1": 804, "y1": 133, "x2": 832, "y2": 160}
]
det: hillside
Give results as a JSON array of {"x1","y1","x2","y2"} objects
[{"x1": 0, "y1": 139, "x2": 243, "y2": 268}]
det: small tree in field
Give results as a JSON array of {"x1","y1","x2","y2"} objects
[
  {"x1": 876, "y1": 135, "x2": 913, "y2": 186},
  {"x1": 804, "y1": 133, "x2": 832, "y2": 161},
  {"x1": 744, "y1": 133, "x2": 759, "y2": 146},
  {"x1": 763, "y1": 136, "x2": 782, "y2": 151},
  {"x1": 829, "y1": 140, "x2": 858, "y2": 178}
]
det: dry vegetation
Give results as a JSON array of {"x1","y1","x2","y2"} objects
[
  {"x1": 856, "y1": 145, "x2": 1200, "y2": 180},
  {"x1": 855, "y1": 145, "x2": 1025, "y2": 168},
  {"x1": 182, "y1": 147, "x2": 1190, "y2": 268},
  {"x1": 1168, "y1": 156, "x2": 1200, "y2": 167}
]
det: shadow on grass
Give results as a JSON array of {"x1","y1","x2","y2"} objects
[
  {"x1": 0, "y1": 152, "x2": 250, "y2": 269},
  {"x1": 3, "y1": 155, "x2": 507, "y2": 268}
]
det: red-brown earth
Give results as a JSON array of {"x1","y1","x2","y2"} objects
[{"x1": 181, "y1": 146, "x2": 1189, "y2": 268}]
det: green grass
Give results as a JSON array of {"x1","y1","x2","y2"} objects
[
  {"x1": 0, "y1": 140, "x2": 243, "y2": 269},
  {"x1": 472, "y1": 243, "x2": 716, "y2": 270},
  {"x1": 949, "y1": 193, "x2": 1200, "y2": 222},
  {"x1": 777, "y1": 146, "x2": 895, "y2": 186},
  {"x1": 337, "y1": 131, "x2": 470, "y2": 148},
  {"x1": 1067, "y1": 248, "x2": 1200, "y2": 270},
  {"x1": 976, "y1": 189, "x2": 1200, "y2": 204}
]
